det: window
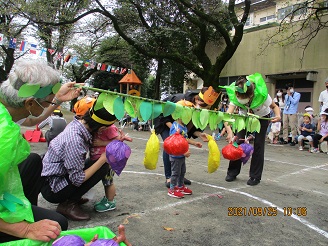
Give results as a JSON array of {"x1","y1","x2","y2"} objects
[
  {"x1": 278, "y1": 3, "x2": 307, "y2": 20},
  {"x1": 260, "y1": 14, "x2": 276, "y2": 22}
]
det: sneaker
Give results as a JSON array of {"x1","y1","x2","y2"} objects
[
  {"x1": 168, "y1": 187, "x2": 184, "y2": 198},
  {"x1": 298, "y1": 146, "x2": 303, "y2": 151},
  {"x1": 320, "y1": 141, "x2": 328, "y2": 153},
  {"x1": 184, "y1": 178, "x2": 191, "y2": 185},
  {"x1": 94, "y1": 197, "x2": 116, "y2": 212},
  {"x1": 290, "y1": 141, "x2": 296, "y2": 146},
  {"x1": 225, "y1": 175, "x2": 236, "y2": 182},
  {"x1": 310, "y1": 148, "x2": 320, "y2": 153},
  {"x1": 178, "y1": 186, "x2": 192, "y2": 195}
]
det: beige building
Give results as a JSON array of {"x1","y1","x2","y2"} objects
[{"x1": 185, "y1": 0, "x2": 328, "y2": 113}]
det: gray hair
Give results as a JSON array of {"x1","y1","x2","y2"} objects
[{"x1": 0, "y1": 60, "x2": 61, "y2": 108}]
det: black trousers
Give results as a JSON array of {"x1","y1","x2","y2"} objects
[
  {"x1": 18, "y1": 153, "x2": 44, "y2": 206},
  {"x1": 41, "y1": 159, "x2": 109, "y2": 203},
  {"x1": 0, "y1": 205, "x2": 68, "y2": 243},
  {"x1": 227, "y1": 117, "x2": 269, "y2": 180}
]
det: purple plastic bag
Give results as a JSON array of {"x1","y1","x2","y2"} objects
[
  {"x1": 91, "y1": 239, "x2": 119, "y2": 246},
  {"x1": 105, "y1": 140, "x2": 131, "y2": 176},
  {"x1": 240, "y1": 143, "x2": 254, "y2": 165},
  {"x1": 52, "y1": 235, "x2": 85, "y2": 246}
]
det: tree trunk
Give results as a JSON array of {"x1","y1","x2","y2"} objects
[{"x1": 154, "y1": 58, "x2": 163, "y2": 100}]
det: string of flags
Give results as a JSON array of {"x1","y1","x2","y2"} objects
[{"x1": 0, "y1": 33, "x2": 129, "y2": 75}]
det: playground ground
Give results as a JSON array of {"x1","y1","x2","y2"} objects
[{"x1": 24, "y1": 110, "x2": 328, "y2": 246}]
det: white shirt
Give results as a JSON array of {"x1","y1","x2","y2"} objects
[{"x1": 318, "y1": 89, "x2": 328, "y2": 111}]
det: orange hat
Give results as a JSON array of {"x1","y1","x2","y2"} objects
[
  {"x1": 176, "y1": 99, "x2": 194, "y2": 107},
  {"x1": 198, "y1": 86, "x2": 219, "y2": 106}
]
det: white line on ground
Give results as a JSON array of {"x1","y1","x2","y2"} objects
[{"x1": 274, "y1": 163, "x2": 328, "y2": 180}]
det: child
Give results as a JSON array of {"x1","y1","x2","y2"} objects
[
  {"x1": 38, "y1": 109, "x2": 67, "y2": 146},
  {"x1": 168, "y1": 119, "x2": 202, "y2": 198},
  {"x1": 297, "y1": 113, "x2": 314, "y2": 151},
  {"x1": 311, "y1": 108, "x2": 328, "y2": 153},
  {"x1": 268, "y1": 120, "x2": 281, "y2": 144},
  {"x1": 90, "y1": 122, "x2": 132, "y2": 212}
]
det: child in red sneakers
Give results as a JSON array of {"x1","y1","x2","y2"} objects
[{"x1": 168, "y1": 119, "x2": 202, "y2": 198}]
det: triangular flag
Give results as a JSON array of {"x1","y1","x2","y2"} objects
[
  {"x1": 97, "y1": 63, "x2": 102, "y2": 70},
  {"x1": 111, "y1": 66, "x2": 116, "y2": 73},
  {"x1": 70, "y1": 56, "x2": 77, "y2": 64},
  {"x1": 64, "y1": 54, "x2": 71, "y2": 63},
  {"x1": 115, "y1": 67, "x2": 120, "y2": 74},
  {"x1": 90, "y1": 61, "x2": 96, "y2": 69},
  {"x1": 40, "y1": 47, "x2": 47, "y2": 56},
  {"x1": 48, "y1": 49, "x2": 55, "y2": 55},
  {"x1": 19, "y1": 41, "x2": 27, "y2": 52},
  {"x1": 120, "y1": 68, "x2": 127, "y2": 74},
  {"x1": 84, "y1": 60, "x2": 90, "y2": 67},
  {"x1": 53, "y1": 52, "x2": 62, "y2": 61},
  {"x1": 107, "y1": 65, "x2": 112, "y2": 72},
  {"x1": 0, "y1": 33, "x2": 3, "y2": 45},
  {"x1": 76, "y1": 60, "x2": 84, "y2": 66},
  {"x1": 8, "y1": 38, "x2": 17, "y2": 49},
  {"x1": 101, "y1": 63, "x2": 107, "y2": 71},
  {"x1": 30, "y1": 44, "x2": 37, "y2": 54}
]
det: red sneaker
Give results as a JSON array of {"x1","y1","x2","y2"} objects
[
  {"x1": 179, "y1": 185, "x2": 192, "y2": 195},
  {"x1": 168, "y1": 187, "x2": 184, "y2": 198}
]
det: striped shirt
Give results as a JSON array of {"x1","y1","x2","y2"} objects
[{"x1": 41, "y1": 117, "x2": 92, "y2": 193}]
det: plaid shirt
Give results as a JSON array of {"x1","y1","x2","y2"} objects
[{"x1": 41, "y1": 117, "x2": 92, "y2": 193}]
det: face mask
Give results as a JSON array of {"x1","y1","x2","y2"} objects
[
  {"x1": 326, "y1": 86, "x2": 328, "y2": 89},
  {"x1": 15, "y1": 118, "x2": 27, "y2": 125},
  {"x1": 224, "y1": 98, "x2": 228, "y2": 101},
  {"x1": 289, "y1": 88, "x2": 294, "y2": 93},
  {"x1": 237, "y1": 98, "x2": 250, "y2": 105},
  {"x1": 277, "y1": 92, "x2": 282, "y2": 97}
]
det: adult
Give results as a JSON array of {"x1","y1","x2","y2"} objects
[
  {"x1": 0, "y1": 60, "x2": 82, "y2": 243},
  {"x1": 222, "y1": 73, "x2": 280, "y2": 186},
  {"x1": 318, "y1": 77, "x2": 328, "y2": 112},
  {"x1": 281, "y1": 83, "x2": 301, "y2": 146},
  {"x1": 38, "y1": 109, "x2": 67, "y2": 146},
  {"x1": 154, "y1": 87, "x2": 220, "y2": 188},
  {"x1": 41, "y1": 105, "x2": 117, "y2": 221},
  {"x1": 273, "y1": 88, "x2": 285, "y2": 117}
]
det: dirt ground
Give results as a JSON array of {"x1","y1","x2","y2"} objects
[{"x1": 23, "y1": 110, "x2": 328, "y2": 246}]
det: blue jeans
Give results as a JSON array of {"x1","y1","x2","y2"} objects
[{"x1": 160, "y1": 128, "x2": 171, "y2": 179}]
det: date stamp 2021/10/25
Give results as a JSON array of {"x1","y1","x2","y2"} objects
[{"x1": 227, "y1": 207, "x2": 307, "y2": 217}]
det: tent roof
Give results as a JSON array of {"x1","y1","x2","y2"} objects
[{"x1": 119, "y1": 70, "x2": 142, "y2": 84}]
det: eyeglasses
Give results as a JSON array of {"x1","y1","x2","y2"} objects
[{"x1": 34, "y1": 99, "x2": 45, "y2": 110}]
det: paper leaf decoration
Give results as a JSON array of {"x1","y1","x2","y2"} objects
[
  {"x1": 17, "y1": 84, "x2": 40, "y2": 97},
  {"x1": 103, "y1": 94, "x2": 118, "y2": 114},
  {"x1": 163, "y1": 101, "x2": 176, "y2": 117},
  {"x1": 113, "y1": 97, "x2": 125, "y2": 120},
  {"x1": 171, "y1": 103, "x2": 183, "y2": 120},
  {"x1": 140, "y1": 101, "x2": 152, "y2": 121},
  {"x1": 199, "y1": 109, "x2": 209, "y2": 130},
  {"x1": 192, "y1": 110, "x2": 201, "y2": 129},
  {"x1": 94, "y1": 92, "x2": 106, "y2": 111},
  {"x1": 124, "y1": 99, "x2": 135, "y2": 118},
  {"x1": 181, "y1": 107, "x2": 192, "y2": 125},
  {"x1": 151, "y1": 103, "x2": 163, "y2": 119}
]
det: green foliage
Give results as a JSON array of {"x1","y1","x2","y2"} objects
[{"x1": 91, "y1": 71, "x2": 121, "y2": 92}]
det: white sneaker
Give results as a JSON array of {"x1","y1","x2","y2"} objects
[
  {"x1": 320, "y1": 141, "x2": 328, "y2": 153},
  {"x1": 298, "y1": 146, "x2": 303, "y2": 151},
  {"x1": 311, "y1": 148, "x2": 320, "y2": 153}
]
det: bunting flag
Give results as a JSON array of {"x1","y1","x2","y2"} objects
[
  {"x1": 19, "y1": 41, "x2": 27, "y2": 52},
  {"x1": 30, "y1": 44, "x2": 37, "y2": 54},
  {"x1": 115, "y1": 67, "x2": 120, "y2": 74},
  {"x1": 111, "y1": 66, "x2": 116, "y2": 73},
  {"x1": 107, "y1": 65, "x2": 112, "y2": 72},
  {"x1": 90, "y1": 61, "x2": 96, "y2": 69},
  {"x1": 0, "y1": 33, "x2": 3, "y2": 45},
  {"x1": 97, "y1": 63, "x2": 102, "y2": 70},
  {"x1": 84, "y1": 59, "x2": 90, "y2": 67},
  {"x1": 40, "y1": 47, "x2": 47, "y2": 57},
  {"x1": 48, "y1": 49, "x2": 56, "y2": 55},
  {"x1": 120, "y1": 68, "x2": 127, "y2": 74},
  {"x1": 53, "y1": 52, "x2": 63, "y2": 61},
  {"x1": 101, "y1": 63, "x2": 107, "y2": 71},
  {"x1": 70, "y1": 56, "x2": 78, "y2": 64},
  {"x1": 8, "y1": 38, "x2": 17, "y2": 49},
  {"x1": 76, "y1": 60, "x2": 84, "y2": 66},
  {"x1": 64, "y1": 54, "x2": 71, "y2": 63}
]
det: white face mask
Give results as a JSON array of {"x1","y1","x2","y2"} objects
[
  {"x1": 237, "y1": 98, "x2": 250, "y2": 105},
  {"x1": 289, "y1": 88, "x2": 294, "y2": 93},
  {"x1": 15, "y1": 118, "x2": 27, "y2": 125},
  {"x1": 277, "y1": 92, "x2": 282, "y2": 97}
]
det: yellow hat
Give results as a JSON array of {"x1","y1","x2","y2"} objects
[{"x1": 303, "y1": 113, "x2": 311, "y2": 118}]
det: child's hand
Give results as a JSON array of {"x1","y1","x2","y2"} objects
[
  {"x1": 194, "y1": 142, "x2": 202, "y2": 148},
  {"x1": 184, "y1": 150, "x2": 191, "y2": 157}
]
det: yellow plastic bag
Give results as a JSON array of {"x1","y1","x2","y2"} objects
[
  {"x1": 143, "y1": 129, "x2": 160, "y2": 170},
  {"x1": 207, "y1": 135, "x2": 220, "y2": 173}
]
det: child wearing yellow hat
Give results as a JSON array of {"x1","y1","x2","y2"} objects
[{"x1": 297, "y1": 113, "x2": 315, "y2": 151}]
